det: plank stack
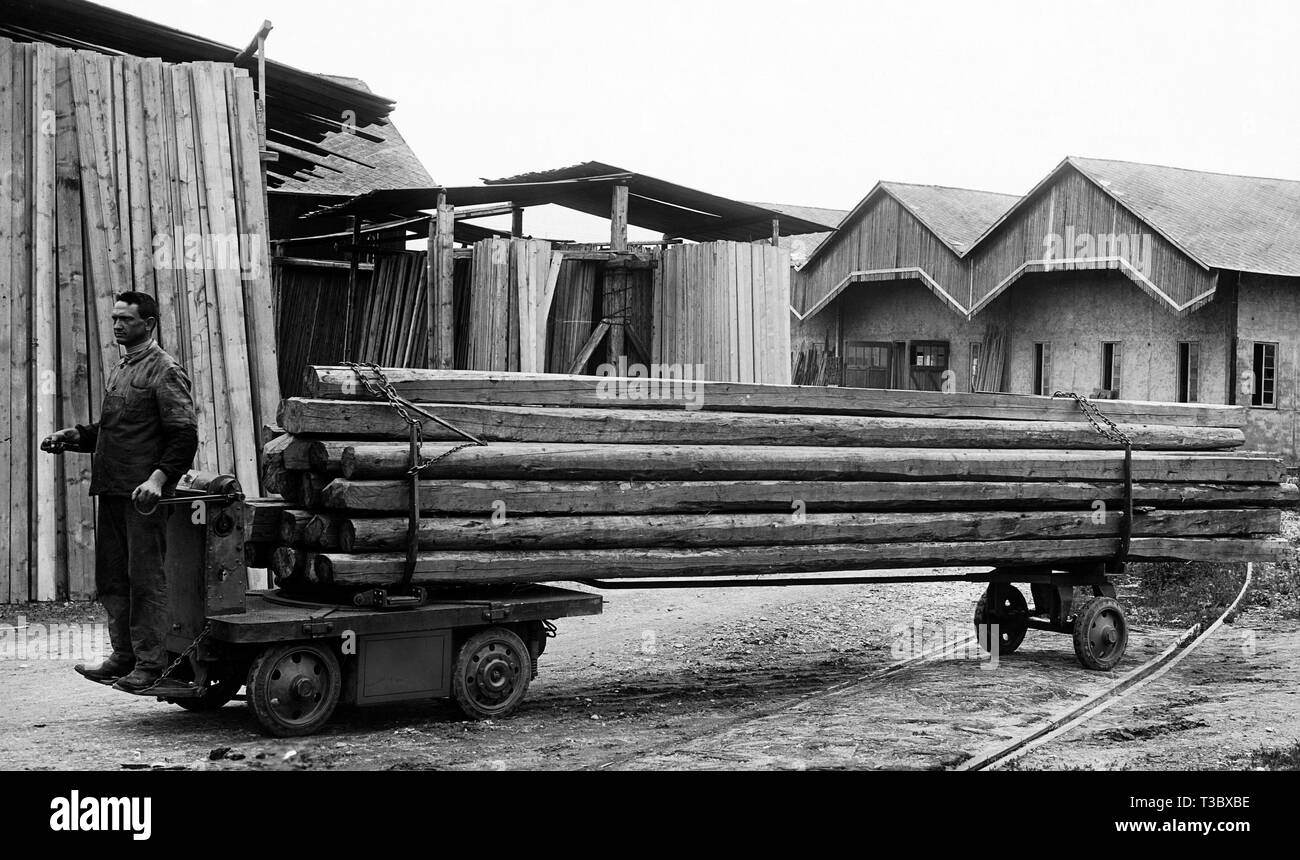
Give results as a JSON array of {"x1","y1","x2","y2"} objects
[
  {"x1": 252, "y1": 367, "x2": 1294, "y2": 591},
  {"x1": 0, "y1": 38, "x2": 277, "y2": 601}
]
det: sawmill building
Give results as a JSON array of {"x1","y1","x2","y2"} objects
[{"x1": 791, "y1": 157, "x2": 1300, "y2": 463}]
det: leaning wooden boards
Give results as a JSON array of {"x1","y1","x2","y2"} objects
[{"x1": 0, "y1": 38, "x2": 278, "y2": 602}]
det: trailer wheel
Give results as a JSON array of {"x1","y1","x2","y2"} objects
[
  {"x1": 453, "y1": 627, "x2": 532, "y2": 720},
  {"x1": 1072, "y1": 598, "x2": 1128, "y2": 671},
  {"x1": 247, "y1": 643, "x2": 341, "y2": 737},
  {"x1": 974, "y1": 584, "x2": 1029, "y2": 655}
]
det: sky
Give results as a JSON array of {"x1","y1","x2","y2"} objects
[{"x1": 96, "y1": 0, "x2": 1300, "y2": 241}]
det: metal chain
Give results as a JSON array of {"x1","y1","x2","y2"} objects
[
  {"x1": 1052, "y1": 391, "x2": 1133, "y2": 446},
  {"x1": 342, "y1": 361, "x2": 486, "y2": 475},
  {"x1": 158, "y1": 621, "x2": 212, "y2": 681}
]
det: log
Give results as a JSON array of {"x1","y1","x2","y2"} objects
[
  {"x1": 278, "y1": 509, "x2": 314, "y2": 545},
  {"x1": 300, "y1": 367, "x2": 1248, "y2": 428},
  {"x1": 320, "y1": 478, "x2": 1299, "y2": 515},
  {"x1": 301, "y1": 472, "x2": 330, "y2": 507},
  {"x1": 278, "y1": 399, "x2": 1244, "y2": 450},
  {"x1": 270, "y1": 546, "x2": 303, "y2": 584},
  {"x1": 283, "y1": 437, "x2": 346, "y2": 474},
  {"x1": 313, "y1": 537, "x2": 1289, "y2": 587},
  {"x1": 278, "y1": 471, "x2": 305, "y2": 504},
  {"x1": 244, "y1": 500, "x2": 293, "y2": 543},
  {"x1": 337, "y1": 509, "x2": 1280, "y2": 552},
  {"x1": 302, "y1": 514, "x2": 342, "y2": 550},
  {"x1": 334, "y1": 443, "x2": 1284, "y2": 484}
]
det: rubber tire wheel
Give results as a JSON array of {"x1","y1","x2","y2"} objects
[
  {"x1": 974, "y1": 584, "x2": 1029, "y2": 656},
  {"x1": 246, "y1": 643, "x2": 342, "y2": 737},
  {"x1": 1073, "y1": 597, "x2": 1129, "y2": 671},
  {"x1": 453, "y1": 627, "x2": 532, "y2": 720},
  {"x1": 174, "y1": 661, "x2": 245, "y2": 712}
]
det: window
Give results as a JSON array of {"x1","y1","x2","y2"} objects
[
  {"x1": 1252, "y1": 342, "x2": 1278, "y2": 408},
  {"x1": 969, "y1": 342, "x2": 982, "y2": 393},
  {"x1": 908, "y1": 341, "x2": 949, "y2": 391},
  {"x1": 1177, "y1": 342, "x2": 1200, "y2": 403},
  {"x1": 843, "y1": 341, "x2": 893, "y2": 389},
  {"x1": 1033, "y1": 342, "x2": 1052, "y2": 396},
  {"x1": 1101, "y1": 342, "x2": 1122, "y2": 398}
]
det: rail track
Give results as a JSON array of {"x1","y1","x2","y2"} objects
[{"x1": 589, "y1": 565, "x2": 1254, "y2": 771}]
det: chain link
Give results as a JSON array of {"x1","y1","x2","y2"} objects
[
  {"x1": 158, "y1": 621, "x2": 212, "y2": 682},
  {"x1": 342, "y1": 362, "x2": 486, "y2": 475},
  {"x1": 1052, "y1": 391, "x2": 1133, "y2": 446}
]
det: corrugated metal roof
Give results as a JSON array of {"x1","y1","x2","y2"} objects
[
  {"x1": 271, "y1": 76, "x2": 434, "y2": 195},
  {"x1": 0, "y1": 0, "x2": 397, "y2": 187},
  {"x1": 1067, "y1": 157, "x2": 1300, "y2": 276},
  {"x1": 312, "y1": 162, "x2": 841, "y2": 241}
]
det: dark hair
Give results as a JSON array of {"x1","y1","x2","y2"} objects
[{"x1": 116, "y1": 292, "x2": 160, "y2": 324}]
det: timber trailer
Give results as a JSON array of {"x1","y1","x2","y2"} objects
[{"x1": 124, "y1": 472, "x2": 1130, "y2": 738}]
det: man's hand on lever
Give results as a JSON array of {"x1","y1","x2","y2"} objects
[
  {"x1": 131, "y1": 471, "x2": 168, "y2": 514},
  {"x1": 41, "y1": 428, "x2": 80, "y2": 454}
]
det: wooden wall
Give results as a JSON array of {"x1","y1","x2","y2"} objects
[
  {"x1": 792, "y1": 192, "x2": 969, "y2": 319},
  {"x1": 657, "y1": 241, "x2": 791, "y2": 384},
  {"x1": 968, "y1": 167, "x2": 1216, "y2": 316}
]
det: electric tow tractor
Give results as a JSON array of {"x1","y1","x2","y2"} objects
[{"x1": 131, "y1": 473, "x2": 603, "y2": 737}]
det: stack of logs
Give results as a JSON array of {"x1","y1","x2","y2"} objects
[{"x1": 249, "y1": 366, "x2": 1294, "y2": 591}]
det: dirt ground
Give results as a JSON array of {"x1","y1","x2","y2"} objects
[{"x1": 3, "y1": 543, "x2": 1297, "y2": 770}]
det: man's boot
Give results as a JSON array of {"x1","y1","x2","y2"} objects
[
  {"x1": 112, "y1": 667, "x2": 162, "y2": 694},
  {"x1": 74, "y1": 653, "x2": 135, "y2": 685}
]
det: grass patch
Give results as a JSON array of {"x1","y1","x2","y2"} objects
[{"x1": 1247, "y1": 740, "x2": 1300, "y2": 770}]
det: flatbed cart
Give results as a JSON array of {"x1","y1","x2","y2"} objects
[
  {"x1": 582, "y1": 564, "x2": 1131, "y2": 672},
  {"x1": 144, "y1": 473, "x2": 603, "y2": 737}
]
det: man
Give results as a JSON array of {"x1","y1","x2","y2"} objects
[{"x1": 43, "y1": 292, "x2": 199, "y2": 694}]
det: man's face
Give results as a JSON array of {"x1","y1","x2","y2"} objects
[{"x1": 111, "y1": 302, "x2": 154, "y2": 346}]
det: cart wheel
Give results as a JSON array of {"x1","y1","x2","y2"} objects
[
  {"x1": 246, "y1": 643, "x2": 341, "y2": 737},
  {"x1": 453, "y1": 627, "x2": 532, "y2": 720},
  {"x1": 173, "y1": 661, "x2": 245, "y2": 712},
  {"x1": 974, "y1": 584, "x2": 1029, "y2": 656},
  {"x1": 1072, "y1": 597, "x2": 1128, "y2": 671}
]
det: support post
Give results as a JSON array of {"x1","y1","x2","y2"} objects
[
  {"x1": 510, "y1": 206, "x2": 524, "y2": 238},
  {"x1": 345, "y1": 216, "x2": 360, "y2": 361},
  {"x1": 611, "y1": 184, "x2": 629, "y2": 253},
  {"x1": 430, "y1": 190, "x2": 456, "y2": 368},
  {"x1": 771, "y1": 217, "x2": 780, "y2": 247}
]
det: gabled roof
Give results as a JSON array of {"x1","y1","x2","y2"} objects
[
  {"x1": 803, "y1": 181, "x2": 1018, "y2": 267},
  {"x1": 1067, "y1": 157, "x2": 1300, "y2": 277},
  {"x1": 271, "y1": 76, "x2": 435, "y2": 195},
  {"x1": 750, "y1": 202, "x2": 850, "y2": 264}
]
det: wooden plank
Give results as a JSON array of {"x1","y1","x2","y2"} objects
[
  {"x1": 772, "y1": 245, "x2": 792, "y2": 384},
  {"x1": 140, "y1": 59, "x2": 180, "y2": 356},
  {"x1": 430, "y1": 201, "x2": 455, "y2": 368},
  {"x1": 9, "y1": 42, "x2": 32, "y2": 601},
  {"x1": 227, "y1": 68, "x2": 280, "y2": 449},
  {"x1": 299, "y1": 367, "x2": 1250, "y2": 427},
  {"x1": 736, "y1": 240, "x2": 754, "y2": 383},
  {"x1": 54, "y1": 46, "x2": 96, "y2": 599},
  {"x1": 314, "y1": 537, "x2": 1288, "y2": 587},
  {"x1": 508, "y1": 238, "x2": 522, "y2": 372},
  {"x1": 107, "y1": 55, "x2": 131, "y2": 282},
  {"x1": 121, "y1": 56, "x2": 154, "y2": 300},
  {"x1": 280, "y1": 399, "x2": 1245, "y2": 450},
  {"x1": 191, "y1": 63, "x2": 258, "y2": 492},
  {"x1": 0, "y1": 38, "x2": 13, "y2": 602},
  {"x1": 336, "y1": 443, "x2": 1284, "y2": 483},
  {"x1": 168, "y1": 64, "x2": 223, "y2": 471},
  {"x1": 337, "y1": 508, "x2": 1278, "y2": 552},
  {"x1": 751, "y1": 240, "x2": 769, "y2": 383},
  {"x1": 322, "y1": 478, "x2": 1299, "y2": 515},
  {"x1": 610, "y1": 184, "x2": 628, "y2": 252}
]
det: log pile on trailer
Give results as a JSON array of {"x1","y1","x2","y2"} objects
[{"x1": 252, "y1": 367, "x2": 1293, "y2": 591}]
